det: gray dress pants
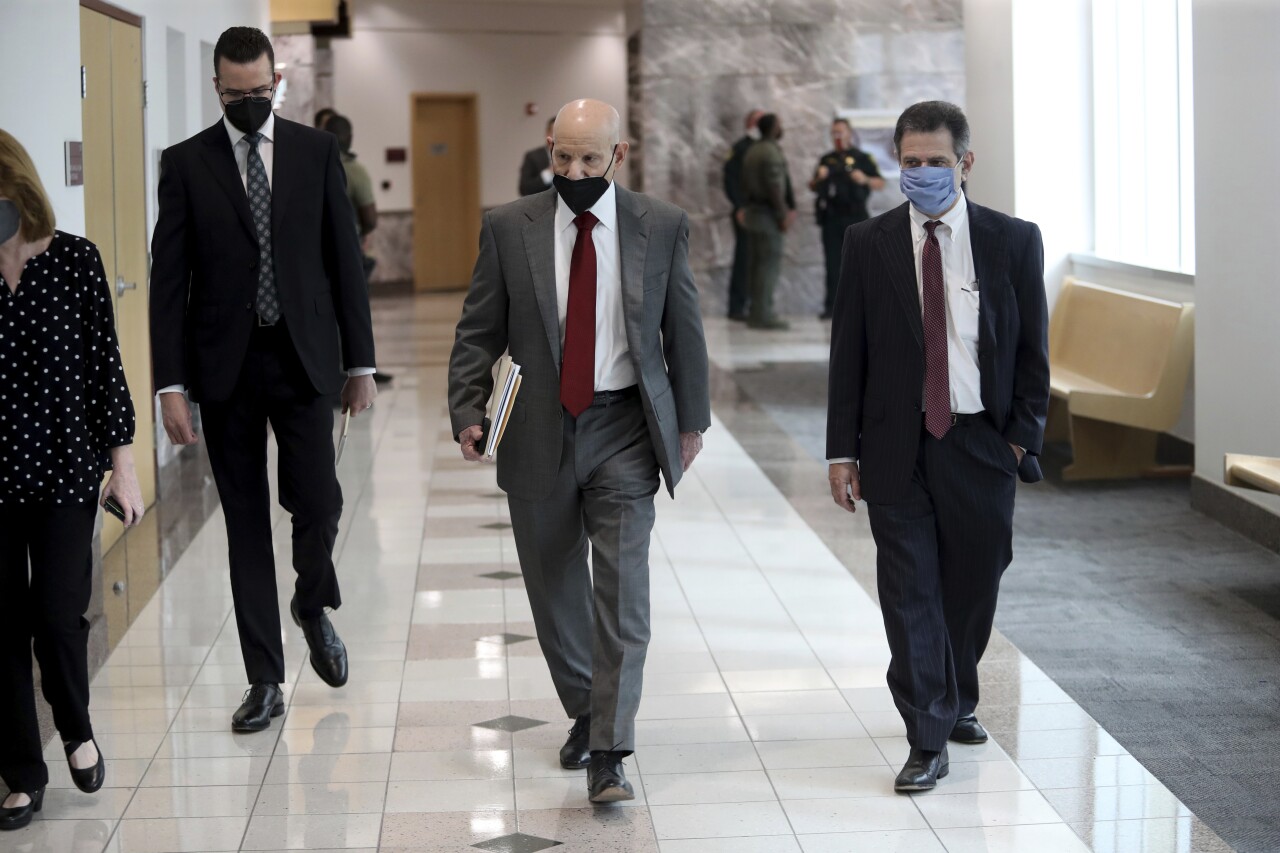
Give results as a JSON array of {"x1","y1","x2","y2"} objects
[{"x1": 506, "y1": 394, "x2": 660, "y2": 755}]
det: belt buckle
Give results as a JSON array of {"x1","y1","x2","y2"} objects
[
  {"x1": 950, "y1": 413, "x2": 959, "y2": 426},
  {"x1": 256, "y1": 315, "x2": 275, "y2": 328}
]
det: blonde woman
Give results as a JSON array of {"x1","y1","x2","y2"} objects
[{"x1": 0, "y1": 129, "x2": 142, "y2": 829}]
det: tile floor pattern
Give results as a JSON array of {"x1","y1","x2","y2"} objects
[{"x1": 3, "y1": 296, "x2": 1234, "y2": 852}]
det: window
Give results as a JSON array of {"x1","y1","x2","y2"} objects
[{"x1": 1092, "y1": 0, "x2": 1195, "y2": 273}]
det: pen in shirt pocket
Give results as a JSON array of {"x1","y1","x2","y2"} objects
[{"x1": 961, "y1": 280, "x2": 980, "y2": 293}]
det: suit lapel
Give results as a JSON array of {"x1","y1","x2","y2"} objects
[
  {"x1": 877, "y1": 203, "x2": 924, "y2": 348},
  {"x1": 967, "y1": 201, "x2": 1007, "y2": 358},
  {"x1": 521, "y1": 194, "x2": 562, "y2": 367},
  {"x1": 615, "y1": 186, "x2": 649, "y2": 358},
  {"x1": 270, "y1": 118, "x2": 296, "y2": 238},
  {"x1": 198, "y1": 122, "x2": 257, "y2": 242}
]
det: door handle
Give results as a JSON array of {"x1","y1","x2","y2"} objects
[{"x1": 116, "y1": 276, "x2": 137, "y2": 298}]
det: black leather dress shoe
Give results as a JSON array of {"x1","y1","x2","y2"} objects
[
  {"x1": 559, "y1": 715, "x2": 591, "y2": 769},
  {"x1": 232, "y1": 683, "x2": 285, "y2": 732},
  {"x1": 64, "y1": 738, "x2": 105, "y2": 793},
  {"x1": 949, "y1": 714, "x2": 989, "y2": 744},
  {"x1": 587, "y1": 751, "x2": 634, "y2": 803},
  {"x1": 894, "y1": 746, "x2": 949, "y2": 793},
  {"x1": 291, "y1": 595, "x2": 349, "y2": 688},
  {"x1": 0, "y1": 789, "x2": 44, "y2": 831}
]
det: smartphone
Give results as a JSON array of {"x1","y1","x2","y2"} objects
[{"x1": 103, "y1": 496, "x2": 128, "y2": 523}]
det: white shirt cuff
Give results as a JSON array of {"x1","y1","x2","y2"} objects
[
  {"x1": 158, "y1": 385, "x2": 185, "y2": 395},
  {"x1": 828, "y1": 457, "x2": 855, "y2": 465},
  {"x1": 348, "y1": 367, "x2": 376, "y2": 377}
]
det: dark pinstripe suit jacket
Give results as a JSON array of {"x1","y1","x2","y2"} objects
[{"x1": 825, "y1": 200, "x2": 1050, "y2": 504}]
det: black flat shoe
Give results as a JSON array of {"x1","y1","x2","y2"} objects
[
  {"x1": 0, "y1": 788, "x2": 44, "y2": 831},
  {"x1": 291, "y1": 596, "x2": 349, "y2": 688},
  {"x1": 587, "y1": 751, "x2": 635, "y2": 803},
  {"x1": 559, "y1": 715, "x2": 591, "y2": 769},
  {"x1": 64, "y1": 738, "x2": 105, "y2": 793},
  {"x1": 232, "y1": 683, "x2": 285, "y2": 732},
  {"x1": 894, "y1": 746, "x2": 949, "y2": 793},
  {"x1": 949, "y1": 714, "x2": 989, "y2": 744}
]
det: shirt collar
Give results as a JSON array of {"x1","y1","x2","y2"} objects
[
  {"x1": 909, "y1": 189, "x2": 968, "y2": 239},
  {"x1": 555, "y1": 178, "x2": 618, "y2": 236},
  {"x1": 223, "y1": 110, "x2": 277, "y2": 148}
]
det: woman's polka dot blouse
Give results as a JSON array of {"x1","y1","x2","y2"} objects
[{"x1": 0, "y1": 231, "x2": 136, "y2": 504}]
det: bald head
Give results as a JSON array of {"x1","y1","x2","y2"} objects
[{"x1": 549, "y1": 99, "x2": 628, "y2": 181}]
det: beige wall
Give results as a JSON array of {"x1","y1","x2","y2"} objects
[
  {"x1": 332, "y1": 0, "x2": 629, "y2": 212},
  {"x1": 1191, "y1": 0, "x2": 1280, "y2": 515}
]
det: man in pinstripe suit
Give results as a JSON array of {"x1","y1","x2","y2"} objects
[{"x1": 825, "y1": 101, "x2": 1050, "y2": 792}]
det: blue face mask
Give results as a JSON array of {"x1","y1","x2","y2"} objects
[{"x1": 899, "y1": 163, "x2": 963, "y2": 215}]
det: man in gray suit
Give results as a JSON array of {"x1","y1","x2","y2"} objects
[{"x1": 449, "y1": 99, "x2": 710, "y2": 804}]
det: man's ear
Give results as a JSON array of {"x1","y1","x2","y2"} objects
[{"x1": 960, "y1": 150, "x2": 975, "y2": 180}]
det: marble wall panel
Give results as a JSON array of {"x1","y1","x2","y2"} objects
[
  {"x1": 369, "y1": 211, "x2": 414, "y2": 285},
  {"x1": 633, "y1": 0, "x2": 965, "y2": 317}
]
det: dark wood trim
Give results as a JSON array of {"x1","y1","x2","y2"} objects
[{"x1": 80, "y1": 0, "x2": 143, "y2": 28}]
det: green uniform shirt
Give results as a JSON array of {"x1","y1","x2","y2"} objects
[
  {"x1": 341, "y1": 152, "x2": 374, "y2": 236},
  {"x1": 742, "y1": 140, "x2": 795, "y2": 222}
]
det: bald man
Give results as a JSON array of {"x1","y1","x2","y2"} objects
[{"x1": 449, "y1": 99, "x2": 710, "y2": 803}]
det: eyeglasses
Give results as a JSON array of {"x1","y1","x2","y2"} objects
[{"x1": 218, "y1": 85, "x2": 274, "y2": 105}]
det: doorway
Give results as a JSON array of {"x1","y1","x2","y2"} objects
[
  {"x1": 411, "y1": 94, "x2": 480, "y2": 291},
  {"x1": 80, "y1": 0, "x2": 156, "y2": 554}
]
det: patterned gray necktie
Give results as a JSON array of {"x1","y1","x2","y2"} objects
[{"x1": 245, "y1": 132, "x2": 280, "y2": 325}]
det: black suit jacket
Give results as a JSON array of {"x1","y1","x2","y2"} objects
[
  {"x1": 518, "y1": 146, "x2": 551, "y2": 197},
  {"x1": 150, "y1": 118, "x2": 375, "y2": 403},
  {"x1": 826, "y1": 200, "x2": 1050, "y2": 504}
]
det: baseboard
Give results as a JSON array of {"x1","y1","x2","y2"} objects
[{"x1": 1190, "y1": 474, "x2": 1280, "y2": 555}]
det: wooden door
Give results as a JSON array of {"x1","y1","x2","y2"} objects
[
  {"x1": 411, "y1": 94, "x2": 480, "y2": 291},
  {"x1": 80, "y1": 5, "x2": 156, "y2": 553}
]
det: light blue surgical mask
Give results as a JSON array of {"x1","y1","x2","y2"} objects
[{"x1": 899, "y1": 162, "x2": 964, "y2": 215}]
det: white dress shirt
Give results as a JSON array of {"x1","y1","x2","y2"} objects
[
  {"x1": 226, "y1": 111, "x2": 276, "y2": 191},
  {"x1": 908, "y1": 191, "x2": 982, "y2": 415},
  {"x1": 554, "y1": 180, "x2": 636, "y2": 392},
  {"x1": 159, "y1": 112, "x2": 372, "y2": 396}
]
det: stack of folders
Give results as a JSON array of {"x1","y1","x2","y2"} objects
[{"x1": 483, "y1": 355, "x2": 523, "y2": 458}]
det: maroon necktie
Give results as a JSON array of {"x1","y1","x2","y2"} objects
[
  {"x1": 560, "y1": 212, "x2": 600, "y2": 416},
  {"x1": 922, "y1": 220, "x2": 952, "y2": 439}
]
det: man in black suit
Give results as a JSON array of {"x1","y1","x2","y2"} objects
[
  {"x1": 825, "y1": 101, "x2": 1049, "y2": 792},
  {"x1": 518, "y1": 118, "x2": 556, "y2": 197},
  {"x1": 723, "y1": 108, "x2": 764, "y2": 320},
  {"x1": 150, "y1": 27, "x2": 377, "y2": 732}
]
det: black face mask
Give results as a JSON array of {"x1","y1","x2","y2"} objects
[
  {"x1": 224, "y1": 95, "x2": 273, "y2": 135},
  {"x1": 552, "y1": 145, "x2": 618, "y2": 216}
]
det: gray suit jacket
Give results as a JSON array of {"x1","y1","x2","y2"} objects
[{"x1": 448, "y1": 186, "x2": 711, "y2": 501}]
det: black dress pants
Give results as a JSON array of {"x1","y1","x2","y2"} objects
[
  {"x1": 822, "y1": 215, "x2": 862, "y2": 315},
  {"x1": 0, "y1": 500, "x2": 98, "y2": 793},
  {"x1": 866, "y1": 418, "x2": 1017, "y2": 751},
  {"x1": 201, "y1": 322, "x2": 343, "y2": 686},
  {"x1": 727, "y1": 215, "x2": 751, "y2": 317}
]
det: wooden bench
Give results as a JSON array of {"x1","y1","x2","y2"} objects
[
  {"x1": 1225, "y1": 455, "x2": 1280, "y2": 495},
  {"x1": 1045, "y1": 277, "x2": 1194, "y2": 480}
]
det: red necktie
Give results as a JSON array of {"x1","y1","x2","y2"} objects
[
  {"x1": 560, "y1": 212, "x2": 599, "y2": 417},
  {"x1": 922, "y1": 220, "x2": 952, "y2": 440}
]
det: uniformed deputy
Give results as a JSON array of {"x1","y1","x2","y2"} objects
[
  {"x1": 809, "y1": 118, "x2": 884, "y2": 319},
  {"x1": 722, "y1": 109, "x2": 764, "y2": 320},
  {"x1": 741, "y1": 113, "x2": 796, "y2": 330}
]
